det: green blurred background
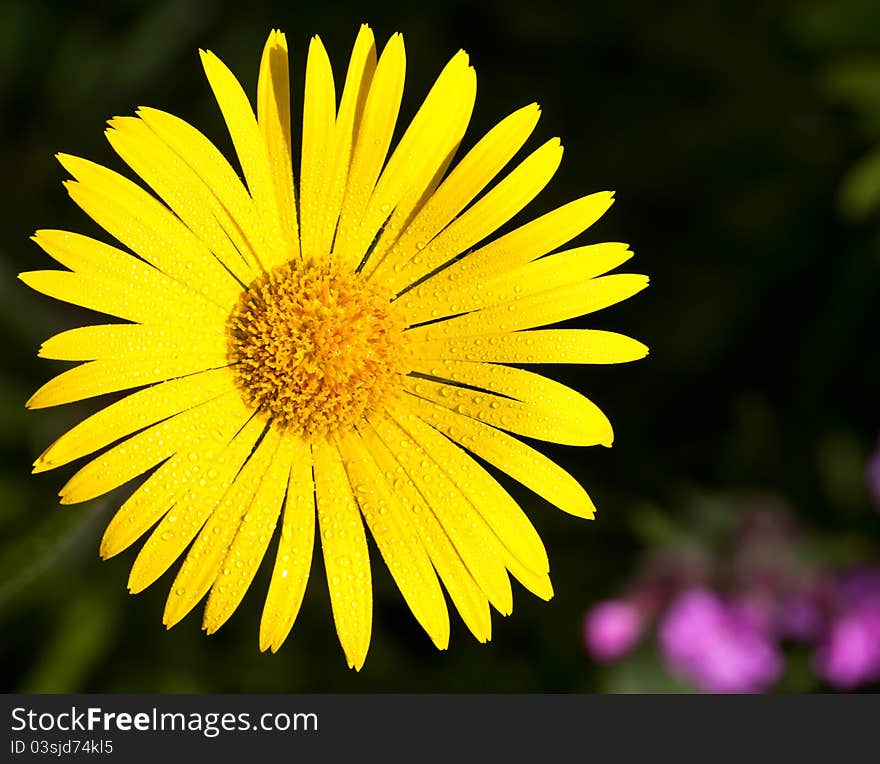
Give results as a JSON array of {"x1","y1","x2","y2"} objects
[{"x1": 2, "y1": 0, "x2": 879, "y2": 692}]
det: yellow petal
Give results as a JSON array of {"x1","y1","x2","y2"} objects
[
  {"x1": 299, "y1": 35, "x2": 337, "y2": 260},
  {"x1": 105, "y1": 117, "x2": 257, "y2": 285},
  {"x1": 260, "y1": 438, "x2": 316, "y2": 652},
  {"x1": 203, "y1": 427, "x2": 299, "y2": 634},
  {"x1": 364, "y1": 91, "x2": 474, "y2": 271},
  {"x1": 38, "y1": 323, "x2": 225, "y2": 362},
  {"x1": 410, "y1": 329, "x2": 649, "y2": 365},
  {"x1": 162, "y1": 424, "x2": 283, "y2": 628},
  {"x1": 407, "y1": 359, "x2": 613, "y2": 446},
  {"x1": 503, "y1": 548, "x2": 554, "y2": 601},
  {"x1": 257, "y1": 30, "x2": 300, "y2": 262},
  {"x1": 27, "y1": 354, "x2": 230, "y2": 410},
  {"x1": 391, "y1": 402, "x2": 549, "y2": 574},
  {"x1": 99, "y1": 394, "x2": 254, "y2": 559},
  {"x1": 406, "y1": 273, "x2": 649, "y2": 342},
  {"x1": 403, "y1": 192, "x2": 616, "y2": 313},
  {"x1": 364, "y1": 103, "x2": 541, "y2": 281},
  {"x1": 359, "y1": 423, "x2": 491, "y2": 642},
  {"x1": 368, "y1": 412, "x2": 513, "y2": 615},
  {"x1": 127, "y1": 413, "x2": 266, "y2": 594},
  {"x1": 405, "y1": 395, "x2": 596, "y2": 519},
  {"x1": 413, "y1": 359, "x2": 613, "y2": 446},
  {"x1": 375, "y1": 138, "x2": 564, "y2": 294},
  {"x1": 59, "y1": 390, "x2": 245, "y2": 505},
  {"x1": 34, "y1": 367, "x2": 235, "y2": 473},
  {"x1": 58, "y1": 157, "x2": 241, "y2": 307},
  {"x1": 313, "y1": 25, "x2": 377, "y2": 261},
  {"x1": 350, "y1": 51, "x2": 476, "y2": 274},
  {"x1": 332, "y1": 33, "x2": 406, "y2": 269},
  {"x1": 200, "y1": 49, "x2": 290, "y2": 269},
  {"x1": 25, "y1": 230, "x2": 227, "y2": 327},
  {"x1": 400, "y1": 238, "x2": 628, "y2": 326},
  {"x1": 338, "y1": 430, "x2": 450, "y2": 649},
  {"x1": 136, "y1": 106, "x2": 274, "y2": 272},
  {"x1": 312, "y1": 439, "x2": 373, "y2": 670}
]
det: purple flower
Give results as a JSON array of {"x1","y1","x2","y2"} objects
[
  {"x1": 583, "y1": 599, "x2": 643, "y2": 662},
  {"x1": 814, "y1": 569, "x2": 880, "y2": 689},
  {"x1": 658, "y1": 588, "x2": 782, "y2": 693},
  {"x1": 814, "y1": 608, "x2": 880, "y2": 690}
]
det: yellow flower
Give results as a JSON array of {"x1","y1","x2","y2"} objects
[{"x1": 22, "y1": 26, "x2": 648, "y2": 669}]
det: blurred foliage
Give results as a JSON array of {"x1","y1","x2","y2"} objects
[
  {"x1": 792, "y1": 0, "x2": 880, "y2": 218},
  {"x1": 1, "y1": 0, "x2": 879, "y2": 692},
  {"x1": 601, "y1": 646, "x2": 693, "y2": 695}
]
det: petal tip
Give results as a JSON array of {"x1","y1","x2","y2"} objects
[
  {"x1": 31, "y1": 458, "x2": 51, "y2": 474},
  {"x1": 203, "y1": 619, "x2": 221, "y2": 636},
  {"x1": 127, "y1": 571, "x2": 150, "y2": 596},
  {"x1": 198, "y1": 48, "x2": 218, "y2": 70},
  {"x1": 163, "y1": 605, "x2": 185, "y2": 630}
]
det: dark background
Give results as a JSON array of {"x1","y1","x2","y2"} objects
[{"x1": 1, "y1": 0, "x2": 879, "y2": 692}]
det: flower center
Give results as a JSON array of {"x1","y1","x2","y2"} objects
[{"x1": 226, "y1": 259, "x2": 407, "y2": 439}]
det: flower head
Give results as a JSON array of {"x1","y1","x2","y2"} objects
[
  {"x1": 583, "y1": 599, "x2": 644, "y2": 662},
  {"x1": 23, "y1": 27, "x2": 647, "y2": 668},
  {"x1": 814, "y1": 608, "x2": 880, "y2": 689},
  {"x1": 658, "y1": 589, "x2": 781, "y2": 693},
  {"x1": 814, "y1": 568, "x2": 880, "y2": 689}
]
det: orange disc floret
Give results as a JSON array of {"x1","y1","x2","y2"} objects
[{"x1": 226, "y1": 257, "x2": 408, "y2": 438}]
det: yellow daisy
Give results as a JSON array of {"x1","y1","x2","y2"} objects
[{"x1": 22, "y1": 26, "x2": 648, "y2": 670}]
